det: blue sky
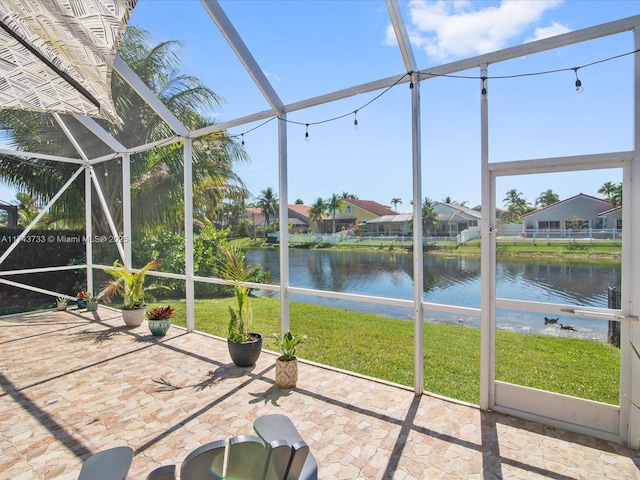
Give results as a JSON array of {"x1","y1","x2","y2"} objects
[{"x1": 3, "y1": 0, "x2": 639, "y2": 212}]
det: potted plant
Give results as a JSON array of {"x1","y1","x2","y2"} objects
[
  {"x1": 273, "y1": 330, "x2": 305, "y2": 388},
  {"x1": 76, "y1": 290, "x2": 89, "y2": 309},
  {"x1": 146, "y1": 305, "x2": 175, "y2": 337},
  {"x1": 100, "y1": 259, "x2": 161, "y2": 327},
  {"x1": 56, "y1": 296, "x2": 68, "y2": 311},
  {"x1": 216, "y1": 241, "x2": 265, "y2": 367},
  {"x1": 85, "y1": 292, "x2": 100, "y2": 312}
]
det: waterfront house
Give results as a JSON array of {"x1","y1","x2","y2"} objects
[{"x1": 521, "y1": 193, "x2": 613, "y2": 237}]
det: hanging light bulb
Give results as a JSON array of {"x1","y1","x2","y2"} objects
[
  {"x1": 305, "y1": 124, "x2": 309, "y2": 142},
  {"x1": 104, "y1": 170, "x2": 109, "y2": 177},
  {"x1": 353, "y1": 111, "x2": 359, "y2": 131},
  {"x1": 241, "y1": 134, "x2": 245, "y2": 146},
  {"x1": 573, "y1": 68, "x2": 584, "y2": 94},
  {"x1": 481, "y1": 76, "x2": 487, "y2": 96}
]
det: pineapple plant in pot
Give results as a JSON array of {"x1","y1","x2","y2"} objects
[
  {"x1": 100, "y1": 259, "x2": 161, "y2": 327},
  {"x1": 147, "y1": 305, "x2": 175, "y2": 337},
  {"x1": 274, "y1": 330, "x2": 305, "y2": 389},
  {"x1": 56, "y1": 296, "x2": 69, "y2": 311},
  {"x1": 216, "y1": 241, "x2": 267, "y2": 368}
]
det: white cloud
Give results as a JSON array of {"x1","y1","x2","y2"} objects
[
  {"x1": 402, "y1": 0, "x2": 567, "y2": 61},
  {"x1": 527, "y1": 21, "x2": 571, "y2": 42}
]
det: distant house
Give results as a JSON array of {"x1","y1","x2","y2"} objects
[
  {"x1": 287, "y1": 204, "x2": 310, "y2": 233},
  {"x1": 364, "y1": 202, "x2": 483, "y2": 237},
  {"x1": 521, "y1": 193, "x2": 612, "y2": 236},
  {"x1": 432, "y1": 203, "x2": 482, "y2": 237},
  {"x1": 245, "y1": 206, "x2": 267, "y2": 228},
  {"x1": 367, "y1": 214, "x2": 412, "y2": 236},
  {"x1": 245, "y1": 204, "x2": 311, "y2": 233},
  {"x1": 598, "y1": 205, "x2": 622, "y2": 231},
  {"x1": 326, "y1": 199, "x2": 397, "y2": 233}
]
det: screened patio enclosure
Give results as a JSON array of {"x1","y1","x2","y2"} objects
[{"x1": 0, "y1": 1, "x2": 639, "y2": 448}]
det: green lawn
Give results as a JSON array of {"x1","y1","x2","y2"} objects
[{"x1": 151, "y1": 296, "x2": 620, "y2": 405}]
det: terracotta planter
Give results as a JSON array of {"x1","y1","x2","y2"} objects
[
  {"x1": 148, "y1": 318, "x2": 171, "y2": 337},
  {"x1": 121, "y1": 307, "x2": 146, "y2": 327},
  {"x1": 56, "y1": 302, "x2": 68, "y2": 311},
  {"x1": 275, "y1": 357, "x2": 298, "y2": 388},
  {"x1": 227, "y1": 334, "x2": 263, "y2": 367}
]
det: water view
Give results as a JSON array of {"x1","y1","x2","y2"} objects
[{"x1": 247, "y1": 248, "x2": 621, "y2": 341}]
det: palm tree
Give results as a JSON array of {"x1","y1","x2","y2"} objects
[
  {"x1": 391, "y1": 198, "x2": 402, "y2": 212},
  {"x1": 341, "y1": 192, "x2": 357, "y2": 199},
  {"x1": 598, "y1": 181, "x2": 617, "y2": 202},
  {"x1": 503, "y1": 189, "x2": 527, "y2": 208},
  {"x1": 422, "y1": 197, "x2": 439, "y2": 235},
  {"x1": 256, "y1": 187, "x2": 278, "y2": 232},
  {"x1": 0, "y1": 27, "x2": 248, "y2": 234},
  {"x1": 308, "y1": 197, "x2": 327, "y2": 233},
  {"x1": 328, "y1": 193, "x2": 346, "y2": 233},
  {"x1": 611, "y1": 183, "x2": 623, "y2": 207},
  {"x1": 535, "y1": 189, "x2": 559, "y2": 207}
]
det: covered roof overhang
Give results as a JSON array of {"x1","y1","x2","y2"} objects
[{"x1": 0, "y1": 0, "x2": 137, "y2": 124}]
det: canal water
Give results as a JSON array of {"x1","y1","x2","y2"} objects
[{"x1": 246, "y1": 249, "x2": 621, "y2": 341}]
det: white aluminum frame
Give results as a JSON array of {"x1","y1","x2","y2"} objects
[{"x1": 0, "y1": 0, "x2": 637, "y2": 447}]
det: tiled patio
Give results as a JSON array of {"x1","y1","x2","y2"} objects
[{"x1": 1, "y1": 307, "x2": 638, "y2": 479}]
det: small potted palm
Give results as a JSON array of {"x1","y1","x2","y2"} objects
[
  {"x1": 274, "y1": 330, "x2": 305, "y2": 388},
  {"x1": 146, "y1": 305, "x2": 175, "y2": 337},
  {"x1": 100, "y1": 259, "x2": 161, "y2": 327},
  {"x1": 216, "y1": 241, "x2": 266, "y2": 367},
  {"x1": 85, "y1": 292, "x2": 100, "y2": 312}
]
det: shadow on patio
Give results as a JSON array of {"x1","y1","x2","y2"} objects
[{"x1": 1, "y1": 308, "x2": 638, "y2": 479}]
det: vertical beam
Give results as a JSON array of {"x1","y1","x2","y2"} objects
[
  {"x1": 85, "y1": 166, "x2": 93, "y2": 293},
  {"x1": 410, "y1": 72, "x2": 424, "y2": 395},
  {"x1": 184, "y1": 138, "x2": 196, "y2": 332},
  {"x1": 278, "y1": 116, "x2": 290, "y2": 334},
  {"x1": 122, "y1": 154, "x2": 132, "y2": 268},
  {"x1": 623, "y1": 27, "x2": 640, "y2": 449},
  {"x1": 479, "y1": 63, "x2": 495, "y2": 411}
]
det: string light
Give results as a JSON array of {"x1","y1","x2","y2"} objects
[
  {"x1": 230, "y1": 49, "x2": 637, "y2": 145},
  {"x1": 573, "y1": 67, "x2": 583, "y2": 94},
  {"x1": 241, "y1": 133, "x2": 245, "y2": 146}
]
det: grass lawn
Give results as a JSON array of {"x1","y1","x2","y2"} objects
[{"x1": 151, "y1": 296, "x2": 620, "y2": 406}]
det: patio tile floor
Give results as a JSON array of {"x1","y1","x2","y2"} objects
[{"x1": 1, "y1": 308, "x2": 639, "y2": 479}]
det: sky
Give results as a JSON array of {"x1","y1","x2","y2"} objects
[{"x1": 2, "y1": 0, "x2": 639, "y2": 212}]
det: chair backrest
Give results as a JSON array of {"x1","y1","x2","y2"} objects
[
  {"x1": 225, "y1": 435, "x2": 270, "y2": 480},
  {"x1": 264, "y1": 439, "x2": 294, "y2": 480},
  {"x1": 180, "y1": 439, "x2": 225, "y2": 480},
  {"x1": 285, "y1": 441, "x2": 310, "y2": 480},
  {"x1": 78, "y1": 446, "x2": 134, "y2": 480}
]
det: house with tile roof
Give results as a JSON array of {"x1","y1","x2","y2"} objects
[
  {"x1": 245, "y1": 204, "x2": 312, "y2": 233},
  {"x1": 324, "y1": 199, "x2": 397, "y2": 233}
]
